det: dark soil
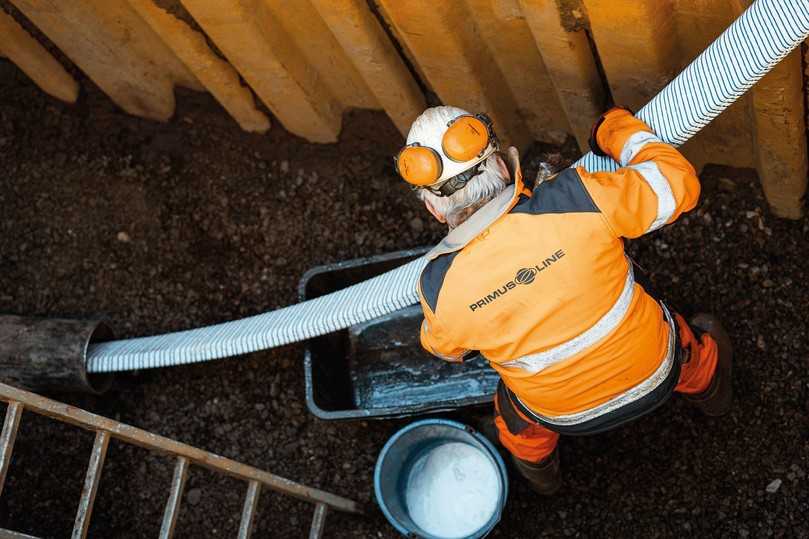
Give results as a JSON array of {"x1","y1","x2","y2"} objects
[{"x1": 1, "y1": 60, "x2": 808, "y2": 538}]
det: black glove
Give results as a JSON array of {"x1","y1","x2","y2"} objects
[{"x1": 588, "y1": 106, "x2": 633, "y2": 157}]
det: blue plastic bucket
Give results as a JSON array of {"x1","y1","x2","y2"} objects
[{"x1": 374, "y1": 419, "x2": 508, "y2": 538}]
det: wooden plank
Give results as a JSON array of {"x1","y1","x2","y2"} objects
[
  {"x1": 377, "y1": 0, "x2": 532, "y2": 149},
  {"x1": 0, "y1": 528, "x2": 42, "y2": 539},
  {"x1": 127, "y1": 0, "x2": 270, "y2": 133},
  {"x1": 518, "y1": 0, "x2": 606, "y2": 150},
  {"x1": 581, "y1": 0, "x2": 678, "y2": 110},
  {"x1": 308, "y1": 504, "x2": 328, "y2": 539},
  {"x1": 0, "y1": 10, "x2": 78, "y2": 103},
  {"x1": 0, "y1": 402, "x2": 23, "y2": 497},
  {"x1": 750, "y1": 48, "x2": 808, "y2": 219},
  {"x1": 467, "y1": 0, "x2": 571, "y2": 144},
  {"x1": 236, "y1": 480, "x2": 261, "y2": 539},
  {"x1": 72, "y1": 431, "x2": 110, "y2": 539},
  {"x1": 10, "y1": 0, "x2": 202, "y2": 121},
  {"x1": 180, "y1": 0, "x2": 343, "y2": 142},
  {"x1": 310, "y1": 0, "x2": 426, "y2": 136},
  {"x1": 158, "y1": 456, "x2": 189, "y2": 539}
]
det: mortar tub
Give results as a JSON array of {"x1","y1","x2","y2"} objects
[
  {"x1": 0, "y1": 315, "x2": 114, "y2": 393},
  {"x1": 299, "y1": 248, "x2": 500, "y2": 420},
  {"x1": 375, "y1": 418, "x2": 508, "y2": 538}
]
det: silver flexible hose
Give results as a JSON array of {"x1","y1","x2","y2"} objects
[{"x1": 87, "y1": 0, "x2": 809, "y2": 372}]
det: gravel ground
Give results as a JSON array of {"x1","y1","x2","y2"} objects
[{"x1": 1, "y1": 61, "x2": 809, "y2": 538}]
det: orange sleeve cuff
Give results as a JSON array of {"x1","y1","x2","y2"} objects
[
  {"x1": 595, "y1": 108, "x2": 654, "y2": 162},
  {"x1": 419, "y1": 313, "x2": 467, "y2": 361}
]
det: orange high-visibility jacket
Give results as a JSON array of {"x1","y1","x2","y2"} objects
[{"x1": 417, "y1": 109, "x2": 701, "y2": 427}]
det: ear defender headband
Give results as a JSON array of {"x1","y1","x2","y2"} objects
[{"x1": 395, "y1": 113, "x2": 498, "y2": 197}]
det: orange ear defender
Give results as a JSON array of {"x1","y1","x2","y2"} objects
[
  {"x1": 442, "y1": 114, "x2": 493, "y2": 162},
  {"x1": 395, "y1": 144, "x2": 443, "y2": 186}
]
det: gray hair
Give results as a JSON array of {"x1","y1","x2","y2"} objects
[{"x1": 418, "y1": 153, "x2": 511, "y2": 228}]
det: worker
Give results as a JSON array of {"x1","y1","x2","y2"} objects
[{"x1": 396, "y1": 106, "x2": 732, "y2": 494}]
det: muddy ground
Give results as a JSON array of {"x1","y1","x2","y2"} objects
[{"x1": 1, "y1": 61, "x2": 808, "y2": 538}]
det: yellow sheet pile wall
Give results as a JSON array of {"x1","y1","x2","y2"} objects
[{"x1": 0, "y1": 0, "x2": 806, "y2": 217}]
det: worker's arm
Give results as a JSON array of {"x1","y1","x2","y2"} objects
[
  {"x1": 418, "y1": 298, "x2": 471, "y2": 363},
  {"x1": 580, "y1": 108, "x2": 701, "y2": 238}
]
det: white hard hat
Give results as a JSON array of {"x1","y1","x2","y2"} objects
[{"x1": 396, "y1": 106, "x2": 499, "y2": 196}]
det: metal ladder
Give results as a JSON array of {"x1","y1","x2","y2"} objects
[{"x1": 0, "y1": 382, "x2": 362, "y2": 538}]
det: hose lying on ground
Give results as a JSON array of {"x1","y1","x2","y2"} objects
[{"x1": 87, "y1": 0, "x2": 809, "y2": 373}]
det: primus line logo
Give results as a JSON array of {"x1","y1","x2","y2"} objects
[{"x1": 469, "y1": 249, "x2": 565, "y2": 312}]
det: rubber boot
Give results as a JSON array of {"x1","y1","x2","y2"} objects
[
  {"x1": 683, "y1": 313, "x2": 733, "y2": 416},
  {"x1": 511, "y1": 449, "x2": 562, "y2": 496}
]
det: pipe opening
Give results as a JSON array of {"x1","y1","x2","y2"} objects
[{"x1": 83, "y1": 321, "x2": 115, "y2": 394}]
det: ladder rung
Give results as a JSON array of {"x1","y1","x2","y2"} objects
[
  {"x1": 72, "y1": 430, "x2": 110, "y2": 539},
  {"x1": 159, "y1": 456, "x2": 189, "y2": 539},
  {"x1": 0, "y1": 401, "x2": 23, "y2": 497},
  {"x1": 308, "y1": 503, "x2": 329, "y2": 539},
  {"x1": 237, "y1": 480, "x2": 261, "y2": 539}
]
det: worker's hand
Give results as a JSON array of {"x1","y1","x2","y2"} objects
[{"x1": 588, "y1": 106, "x2": 633, "y2": 157}]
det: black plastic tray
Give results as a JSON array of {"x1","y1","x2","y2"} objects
[{"x1": 299, "y1": 248, "x2": 500, "y2": 420}]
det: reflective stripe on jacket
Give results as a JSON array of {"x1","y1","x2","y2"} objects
[{"x1": 417, "y1": 109, "x2": 700, "y2": 423}]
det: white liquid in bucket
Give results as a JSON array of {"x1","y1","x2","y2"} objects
[{"x1": 405, "y1": 442, "x2": 501, "y2": 538}]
